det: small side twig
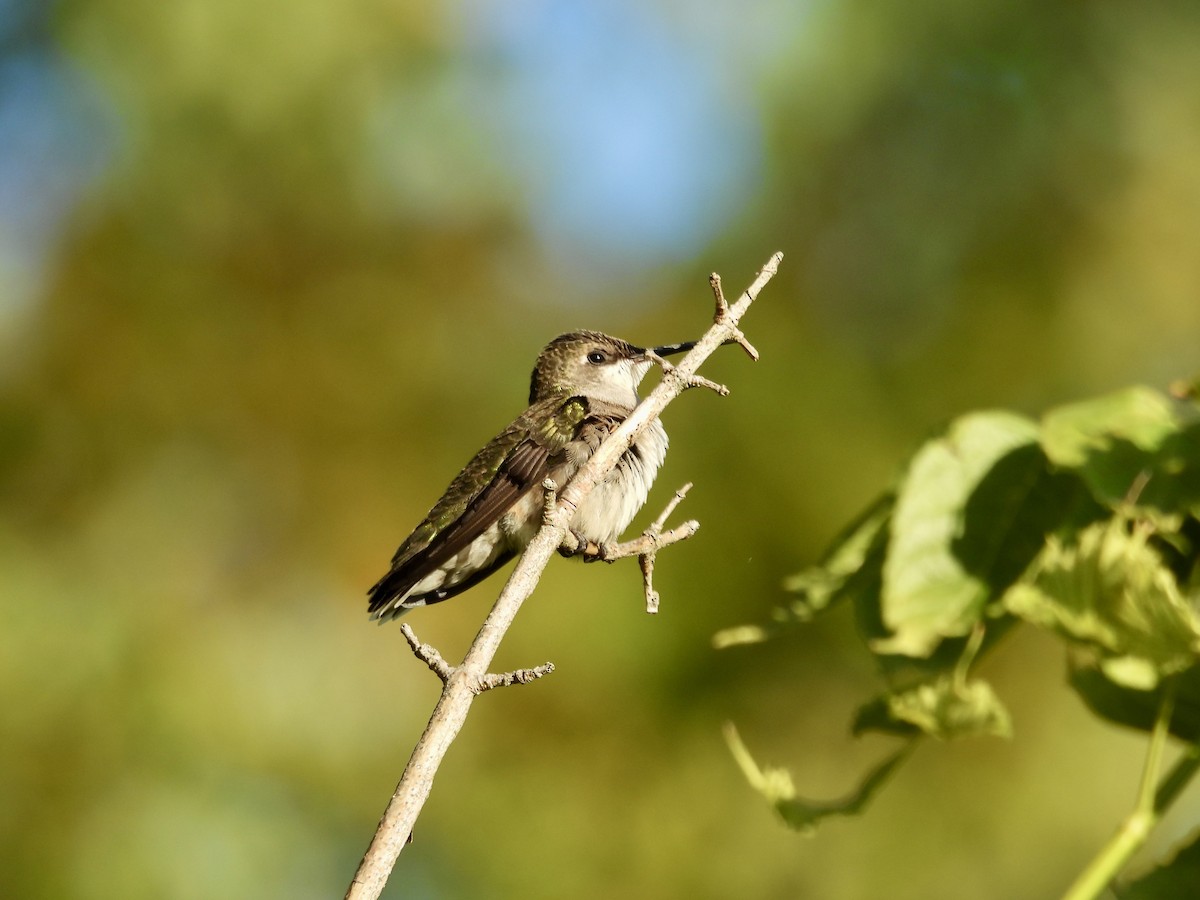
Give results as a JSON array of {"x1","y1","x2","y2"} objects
[
  {"x1": 645, "y1": 348, "x2": 730, "y2": 396},
  {"x1": 565, "y1": 520, "x2": 699, "y2": 564},
  {"x1": 476, "y1": 663, "x2": 556, "y2": 692},
  {"x1": 651, "y1": 481, "x2": 694, "y2": 531},
  {"x1": 638, "y1": 554, "x2": 660, "y2": 614},
  {"x1": 401, "y1": 623, "x2": 553, "y2": 694},
  {"x1": 567, "y1": 483, "x2": 698, "y2": 613},
  {"x1": 541, "y1": 478, "x2": 559, "y2": 524},
  {"x1": 639, "y1": 482, "x2": 695, "y2": 613},
  {"x1": 399, "y1": 624, "x2": 453, "y2": 683},
  {"x1": 710, "y1": 272, "x2": 760, "y2": 360}
]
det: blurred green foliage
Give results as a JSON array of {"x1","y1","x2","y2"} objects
[
  {"x1": 2, "y1": 1, "x2": 1200, "y2": 898},
  {"x1": 722, "y1": 388, "x2": 1200, "y2": 885}
]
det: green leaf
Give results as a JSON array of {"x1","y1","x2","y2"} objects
[
  {"x1": 956, "y1": 445, "x2": 1104, "y2": 596},
  {"x1": 1070, "y1": 664, "x2": 1200, "y2": 742},
  {"x1": 874, "y1": 411, "x2": 1039, "y2": 656},
  {"x1": 867, "y1": 617, "x2": 1019, "y2": 688},
  {"x1": 1003, "y1": 521, "x2": 1200, "y2": 688},
  {"x1": 855, "y1": 676, "x2": 1012, "y2": 740},
  {"x1": 1116, "y1": 829, "x2": 1200, "y2": 900},
  {"x1": 1041, "y1": 387, "x2": 1200, "y2": 519},
  {"x1": 715, "y1": 495, "x2": 893, "y2": 648},
  {"x1": 782, "y1": 494, "x2": 893, "y2": 621},
  {"x1": 851, "y1": 694, "x2": 922, "y2": 738},
  {"x1": 711, "y1": 624, "x2": 772, "y2": 649},
  {"x1": 722, "y1": 722, "x2": 913, "y2": 834},
  {"x1": 1043, "y1": 387, "x2": 1180, "y2": 469}
]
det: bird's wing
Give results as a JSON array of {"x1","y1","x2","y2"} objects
[{"x1": 367, "y1": 396, "x2": 590, "y2": 614}]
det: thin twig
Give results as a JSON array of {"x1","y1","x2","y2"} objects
[
  {"x1": 399, "y1": 624, "x2": 453, "y2": 684},
  {"x1": 654, "y1": 482, "x2": 693, "y2": 529},
  {"x1": 639, "y1": 548, "x2": 666, "y2": 613},
  {"x1": 568, "y1": 484, "x2": 698, "y2": 564},
  {"x1": 541, "y1": 478, "x2": 559, "y2": 524},
  {"x1": 344, "y1": 252, "x2": 782, "y2": 900},
  {"x1": 633, "y1": 483, "x2": 695, "y2": 613},
  {"x1": 400, "y1": 623, "x2": 554, "y2": 694},
  {"x1": 644, "y1": 348, "x2": 730, "y2": 396},
  {"x1": 710, "y1": 272, "x2": 760, "y2": 360},
  {"x1": 564, "y1": 520, "x2": 700, "y2": 563},
  {"x1": 604, "y1": 520, "x2": 701, "y2": 561},
  {"x1": 476, "y1": 663, "x2": 556, "y2": 692}
]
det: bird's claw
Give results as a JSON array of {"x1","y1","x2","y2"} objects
[{"x1": 558, "y1": 530, "x2": 614, "y2": 562}]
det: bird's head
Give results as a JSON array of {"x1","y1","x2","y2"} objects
[{"x1": 529, "y1": 331, "x2": 695, "y2": 407}]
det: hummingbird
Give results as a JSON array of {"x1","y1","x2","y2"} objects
[{"x1": 367, "y1": 331, "x2": 695, "y2": 621}]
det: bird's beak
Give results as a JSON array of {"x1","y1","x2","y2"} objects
[
  {"x1": 650, "y1": 340, "x2": 696, "y2": 358},
  {"x1": 630, "y1": 340, "x2": 696, "y2": 387}
]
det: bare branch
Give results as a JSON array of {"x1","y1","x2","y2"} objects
[
  {"x1": 399, "y1": 624, "x2": 454, "y2": 684},
  {"x1": 399, "y1": 623, "x2": 554, "y2": 692},
  {"x1": 581, "y1": 483, "x2": 699, "y2": 563},
  {"x1": 639, "y1": 552, "x2": 661, "y2": 614},
  {"x1": 591, "y1": 519, "x2": 700, "y2": 561},
  {"x1": 629, "y1": 483, "x2": 697, "y2": 614},
  {"x1": 645, "y1": 348, "x2": 730, "y2": 396},
  {"x1": 541, "y1": 478, "x2": 559, "y2": 524},
  {"x1": 710, "y1": 272, "x2": 760, "y2": 360},
  {"x1": 476, "y1": 662, "x2": 556, "y2": 692},
  {"x1": 654, "y1": 482, "x2": 694, "y2": 530},
  {"x1": 345, "y1": 252, "x2": 783, "y2": 900},
  {"x1": 709, "y1": 272, "x2": 727, "y2": 313}
]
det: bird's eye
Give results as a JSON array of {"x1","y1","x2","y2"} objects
[{"x1": 586, "y1": 350, "x2": 607, "y2": 365}]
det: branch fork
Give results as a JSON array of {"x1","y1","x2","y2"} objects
[
  {"x1": 400, "y1": 623, "x2": 554, "y2": 694},
  {"x1": 636, "y1": 482, "x2": 695, "y2": 613},
  {"x1": 552, "y1": 481, "x2": 699, "y2": 612},
  {"x1": 645, "y1": 348, "x2": 730, "y2": 396},
  {"x1": 710, "y1": 272, "x2": 761, "y2": 361}
]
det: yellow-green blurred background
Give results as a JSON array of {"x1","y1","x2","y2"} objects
[{"x1": 3, "y1": 1, "x2": 1200, "y2": 897}]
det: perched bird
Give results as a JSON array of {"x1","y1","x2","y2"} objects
[{"x1": 367, "y1": 331, "x2": 694, "y2": 621}]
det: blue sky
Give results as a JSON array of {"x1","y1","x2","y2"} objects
[
  {"x1": 456, "y1": 0, "x2": 766, "y2": 270},
  {"x1": 0, "y1": 3, "x2": 111, "y2": 355}
]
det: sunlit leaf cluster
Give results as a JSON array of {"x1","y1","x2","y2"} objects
[{"x1": 719, "y1": 382, "x2": 1200, "y2": 883}]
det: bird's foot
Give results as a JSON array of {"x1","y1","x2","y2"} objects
[
  {"x1": 558, "y1": 530, "x2": 614, "y2": 562},
  {"x1": 582, "y1": 537, "x2": 616, "y2": 563},
  {"x1": 557, "y1": 529, "x2": 585, "y2": 558}
]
